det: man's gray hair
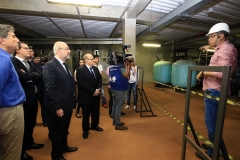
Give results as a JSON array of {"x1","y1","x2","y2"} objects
[
  {"x1": 53, "y1": 42, "x2": 61, "y2": 55},
  {"x1": 0, "y1": 24, "x2": 15, "y2": 38},
  {"x1": 83, "y1": 53, "x2": 91, "y2": 60}
]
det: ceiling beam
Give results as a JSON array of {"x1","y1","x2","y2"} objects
[
  {"x1": 0, "y1": 8, "x2": 152, "y2": 26},
  {"x1": 76, "y1": 6, "x2": 87, "y2": 38},
  {"x1": 0, "y1": 17, "x2": 45, "y2": 38},
  {"x1": 20, "y1": 38, "x2": 122, "y2": 45},
  {"x1": 127, "y1": 0, "x2": 152, "y2": 18},
  {"x1": 109, "y1": 0, "x2": 132, "y2": 38},
  {"x1": 42, "y1": 12, "x2": 68, "y2": 37},
  {"x1": 167, "y1": 25, "x2": 205, "y2": 33},
  {"x1": 174, "y1": 25, "x2": 240, "y2": 47},
  {"x1": 206, "y1": 7, "x2": 240, "y2": 24},
  {"x1": 136, "y1": 0, "x2": 219, "y2": 40},
  {"x1": 109, "y1": 0, "x2": 152, "y2": 38}
]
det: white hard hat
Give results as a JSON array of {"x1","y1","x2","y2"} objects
[{"x1": 206, "y1": 22, "x2": 230, "y2": 36}]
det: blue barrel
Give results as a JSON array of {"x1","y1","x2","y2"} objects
[
  {"x1": 153, "y1": 61, "x2": 172, "y2": 84},
  {"x1": 171, "y1": 60, "x2": 197, "y2": 88}
]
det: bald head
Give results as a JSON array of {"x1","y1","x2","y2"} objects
[
  {"x1": 84, "y1": 53, "x2": 94, "y2": 67},
  {"x1": 53, "y1": 41, "x2": 71, "y2": 61}
]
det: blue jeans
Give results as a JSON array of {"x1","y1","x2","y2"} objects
[
  {"x1": 204, "y1": 89, "x2": 220, "y2": 155},
  {"x1": 126, "y1": 82, "x2": 138, "y2": 105},
  {"x1": 111, "y1": 89, "x2": 125, "y2": 126}
]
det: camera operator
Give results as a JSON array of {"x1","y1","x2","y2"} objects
[
  {"x1": 125, "y1": 57, "x2": 138, "y2": 110},
  {"x1": 109, "y1": 57, "x2": 131, "y2": 130}
]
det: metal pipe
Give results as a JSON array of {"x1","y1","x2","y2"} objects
[
  {"x1": 76, "y1": 6, "x2": 87, "y2": 38},
  {"x1": 109, "y1": 0, "x2": 133, "y2": 37}
]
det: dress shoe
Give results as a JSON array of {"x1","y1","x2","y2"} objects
[
  {"x1": 83, "y1": 132, "x2": 88, "y2": 139},
  {"x1": 64, "y1": 147, "x2": 78, "y2": 152},
  {"x1": 121, "y1": 112, "x2": 126, "y2": 115},
  {"x1": 21, "y1": 152, "x2": 33, "y2": 160},
  {"x1": 113, "y1": 122, "x2": 125, "y2": 126},
  {"x1": 56, "y1": 157, "x2": 66, "y2": 160},
  {"x1": 91, "y1": 126, "x2": 103, "y2": 131},
  {"x1": 26, "y1": 143, "x2": 44, "y2": 150},
  {"x1": 109, "y1": 113, "x2": 112, "y2": 118},
  {"x1": 115, "y1": 125, "x2": 128, "y2": 130}
]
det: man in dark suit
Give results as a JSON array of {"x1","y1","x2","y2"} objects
[
  {"x1": 76, "y1": 53, "x2": 103, "y2": 139},
  {"x1": 12, "y1": 42, "x2": 44, "y2": 160},
  {"x1": 29, "y1": 49, "x2": 48, "y2": 127},
  {"x1": 43, "y1": 41, "x2": 78, "y2": 160}
]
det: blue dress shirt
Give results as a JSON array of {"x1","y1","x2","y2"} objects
[{"x1": 0, "y1": 48, "x2": 26, "y2": 107}]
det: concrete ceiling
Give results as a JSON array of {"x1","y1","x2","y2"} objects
[{"x1": 0, "y1": 0, "x2": 240, "y2": 49}]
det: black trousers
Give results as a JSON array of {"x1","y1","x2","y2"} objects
[
  {"x1": 81, "y1": 97, "x2": 100, "y2": 132},
  {"x1": 51, "y1": 111, "x2": 72, "y2": 160},
  {"x1": 36, "y1": 91, "x2": 48, "y2": 123},
  {"x1": 76, "y1": 103, "x2": 81, "y2": 114},
  {"x1": 22, "y1": 93, "x2": 38, "y2": 152},
  {"x1": 108, "y1": 88, "x2": 113, "y2": 115}
]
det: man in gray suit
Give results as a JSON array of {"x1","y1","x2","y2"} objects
[{"x1": 43, "y1": 41, "x2": 78, "y2": 160}]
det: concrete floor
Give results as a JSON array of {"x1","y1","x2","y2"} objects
[{"x1": 27, "y1": 83, "x2": 240, "y2": 160}]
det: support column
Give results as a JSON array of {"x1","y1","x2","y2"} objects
[{"x1": 123, "y1": 12, "x2": 136, "y2": 59}]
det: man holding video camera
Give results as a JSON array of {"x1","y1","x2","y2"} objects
[{"x1": 109, "y1": 56, "x2": 131, "y2": 130}]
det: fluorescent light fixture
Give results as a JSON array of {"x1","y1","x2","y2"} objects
[
  {"x1": 46, "y1": 0, "x2": 102, "y2": 7},
  {"x1": 142, "y1": 43, "x2": 161, "y2": 47}
]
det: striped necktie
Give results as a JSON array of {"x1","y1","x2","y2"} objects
[
  {"x1": 89, "y1": 67, "x2": 96, "y2": 78},
  {"x1": 63, "y1": 63, "x2": 71, "y2": 77}
]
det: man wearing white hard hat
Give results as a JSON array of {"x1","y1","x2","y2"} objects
[{"x1": 196, "y1": 23, "x2": 238, "y2": 158}]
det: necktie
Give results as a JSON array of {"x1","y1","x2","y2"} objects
[
  {"x1": 89, "y1": 67, "x2": 96, "y2": 78},
  {"x1": 63, "y1": 63, "x2": 71, "y2": 77},
  {"x1": 23, "y1": 60, "x2": 30, "y2": 71}
]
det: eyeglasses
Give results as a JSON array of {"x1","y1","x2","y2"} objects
[
  {"x1": 208, "y1": 34, "x2": 218, "y2": 40},
  {"x1": 59, "y1": 48, "x2": 70, "y2": 51},
  {"x1": 21, "y1": 47, "x2": 30, "y2": 50},
  {"x1": 87, "y1": 58, "x2": 94, "y2": 60}
]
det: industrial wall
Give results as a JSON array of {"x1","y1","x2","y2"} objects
[{"x1": 30, "y1": 42, "x2": 204, "y2": 84}]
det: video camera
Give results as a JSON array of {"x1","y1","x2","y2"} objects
[{"x1": 108, "y1": 45, "x2": 132, "y2": 65}]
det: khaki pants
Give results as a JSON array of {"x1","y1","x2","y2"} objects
[{"x1": 0, "y1": 104, "x2": 24, "y2": 160}]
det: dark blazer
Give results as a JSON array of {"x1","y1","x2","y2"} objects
[
  {"x1": 76, "y1": 64, "x2": 102, "y2": 103},
  {"x1": 11, "y1": 57, "x2": 42, "y2": 97},
  {"x1": 12, "y1": 56, "x2": 43, "y2": 150},
  {"x1": 43, "y1": 58, "x2": 76, "y2": 114}
]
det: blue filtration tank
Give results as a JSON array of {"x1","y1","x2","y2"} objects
[
  {"x1": 171, "y1": 60, "x2": 197, "y2": 88},
  {"x1": 153, "y1": 61, "x2": 172, "y2": 84}
]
